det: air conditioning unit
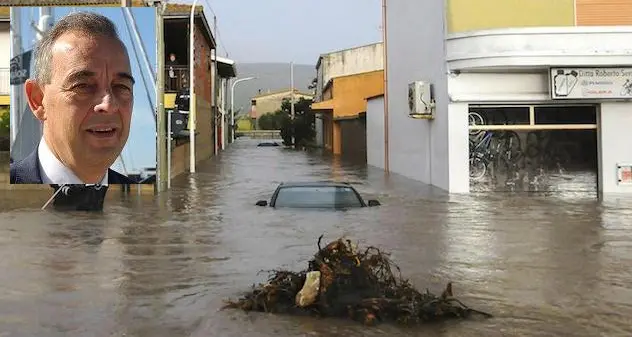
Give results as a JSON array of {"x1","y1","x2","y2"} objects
[{"x1": 408, "y1": 81, "x2": 435, "y2": 119}]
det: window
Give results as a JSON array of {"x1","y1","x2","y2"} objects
[{"x1": 274, "y1": 186, "x2": 363, "y2": 208}]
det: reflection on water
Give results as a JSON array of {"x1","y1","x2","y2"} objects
[{"x1": 1, "y1": 139, "x2": 632, "y2": 337}]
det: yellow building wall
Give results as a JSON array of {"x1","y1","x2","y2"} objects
[
  {"x1": 446, "y1": 0, "x2": 575, "y2": 34},
  {"x1": 237, "y1": 118, "x2": 253, "y2": 131},
  {"x1": 332, "y1": 70, "x2": 384, "y2": 119},
  {"x1": 324, "y1": 70, "x2": 383, "y2": 155},
  {"x1": 576, "y1": 0, "x2": 632, "y2": 25}
]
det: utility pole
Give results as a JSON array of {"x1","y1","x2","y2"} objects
[
  {"x1": 156, "y1": 1, "x2": 168, "y2": 193},
  {"x1": 290, "y1": 61, "x2": 295, "y2": 147},
  {"x1": 121, "y1": 0, "x2": 131, "y2": 6},
  {"x1": 35, "y1": 7, "x2": 53, "y2": 41},
  {"x1": 213, "y1": 15, "x2": 220, "y2": 153},
  {"x1": 189, "y1": 0, "x2": 199, "y2": 173},
  {"x1": 9, "y1": 8, "x2": 22, "y2": 150}
]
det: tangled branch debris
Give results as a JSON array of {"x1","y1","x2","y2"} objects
[{"x1": 223, "y1": 236, "x2": 492, "y2": 326}]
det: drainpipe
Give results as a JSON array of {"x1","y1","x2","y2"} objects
[
  {"x1": 189, "y1": 0, "x2": 198, "y2": 173},
  {"x1": 382, "y1": 0, "x2": 390, "y2": 174}
]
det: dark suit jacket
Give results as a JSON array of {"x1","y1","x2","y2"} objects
[{"x1": 10, "y1": 149, "x2": 137, "y2": 184}]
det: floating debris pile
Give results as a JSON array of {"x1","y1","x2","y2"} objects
[{"x1": 223, "y1": 235, "x2": 492, "y2": 326}]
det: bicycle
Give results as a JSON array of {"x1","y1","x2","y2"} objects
[{"x1": 620, "y1": 79, "x2": 632, "y2": 96}]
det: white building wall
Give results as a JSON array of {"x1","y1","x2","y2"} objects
[
  {"x1": 379, "y1": 4, "x2": 632, "y2": 194},
  {"x1": 386, "y1": 0, "x2": 452, "y2": 191},
  {"x1": 447, "y1": 103, "x2": 469, "y2": 193},
  {"x1": 0, "y1": 23, "x2": 10, "y2": 95},
  {"x1": 599, "y1": 102, "x2": 632, "y2": 193},
  {"x1": 366, "y1": 96, "x2": 385, "y2": 169}
]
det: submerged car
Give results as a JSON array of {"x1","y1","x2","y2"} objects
[
  {"x1": 256, "y1": 182, "x2": 381, "y2": 209},
  {"x1": 257, "y1": 142, "x2": 280, "y2": 147}
]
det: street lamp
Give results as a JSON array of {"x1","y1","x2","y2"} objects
[{"x1": 230, "y1": 76, "x2": 256, "y2": 141}]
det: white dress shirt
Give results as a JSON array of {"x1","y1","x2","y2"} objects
[{"x1": 37, "y1": 138, "x2": 108, "y2": 185}]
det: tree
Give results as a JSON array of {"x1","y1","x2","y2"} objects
[
  {"x1": 278, "y1": 97, "x2": 315, "y2": 148},
  {"x1": 0, "y1": 107, "x2": 9, "y2": 151},
  {"x1": 0, "y1": 107, "x2": 8, "y2": 136},
  {"x1": 258, "y1": 111, "x2": 286, "y2": 130}
]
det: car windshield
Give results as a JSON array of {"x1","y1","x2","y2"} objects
[{"x1": 274, "y1": 186, "x2": 363, "y2": 208}]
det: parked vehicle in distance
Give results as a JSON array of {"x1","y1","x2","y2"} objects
[
  {"x1": 256, "y1": 182, "x2": 381, "y2": 209},
  {"x1": 257, "y1": 142, "x2": 280, "y2": 147}
]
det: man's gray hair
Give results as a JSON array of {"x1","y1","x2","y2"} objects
[{"x1": 33, "y1": 11, "x2": 125, "y2": 84}]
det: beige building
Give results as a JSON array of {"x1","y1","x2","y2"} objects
[{"x1": 250, "y1": 89, "x2": 313, "y2": 121}]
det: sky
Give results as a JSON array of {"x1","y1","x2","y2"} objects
[
  {"x1": 15, "y1": 6, "x2": 157, "y2": 175},
  {"x1": 178, "y1": 0, "x2": 384, "y2": 65}
]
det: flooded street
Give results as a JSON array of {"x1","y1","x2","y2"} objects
[{"x1": 1, "y1": 138, "x2": 632, "y2": 337}]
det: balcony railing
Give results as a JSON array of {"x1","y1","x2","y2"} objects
[
  {"x1": 165, "y1": 65, "x2": 189, "y2": 93},
  {"x1": 0, "y1": 68, "x2": 9, "y2": 95}
]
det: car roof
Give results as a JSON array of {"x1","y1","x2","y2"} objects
[{"x1": 277, "y1": 181, "x2": 354, "y2": 188}]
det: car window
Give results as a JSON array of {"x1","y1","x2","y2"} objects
[{"x1": 274, "y1": 186, "x2": 363, "y2": 208}]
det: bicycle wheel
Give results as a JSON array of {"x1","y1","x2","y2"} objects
[
  {"x1": 470, "y1": 154, "x2": 487, "y2": 181},
  {"x1": 468, "y1": 112, "x2": 485, "y2": 137}
]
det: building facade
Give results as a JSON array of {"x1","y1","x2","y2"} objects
[
  {"x1": 212, "y1": 55, "x2": 237, "y2": 149},
  {"x1": 367, "y1": 0, "x2": 632, "y2": 194},
  {"x1": 312, "y1": 70, "x2": 384, "y2": 159},
  {"x1": 162, "y1": 3, "x2": 218, "y2": 178},
  {"x1": 250, "y1": 89, "x2": 313, "y2": 125},
  {"x1": 313, "y1": 43, "x2": 383, "y2": 148}
]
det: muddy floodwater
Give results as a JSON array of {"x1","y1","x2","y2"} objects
[{"x1": 1, "y1": 138, "x2": 632, "y2": 337}]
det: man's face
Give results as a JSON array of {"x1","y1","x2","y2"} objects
[
  {"x1": 29, "y1": 32, "x2": 134, "y2": 170},
  {"x1": 169, "y1": 54, "x2": 175, "y2": 61}
]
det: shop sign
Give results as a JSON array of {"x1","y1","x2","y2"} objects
[
  {"x1": 550, "y1": 67, "x2": 632, "y2": 100},
  {"x1": 617, "y1": 163, "x2": 632, "y2": 185},
  {"x1": 10, "y1": 50, "x2": 31, "y2": 85}
]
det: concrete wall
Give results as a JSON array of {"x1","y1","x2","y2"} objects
[
  {"x1": 386, "y1": 0, "x2": 452, "y2": 191},
  {"x1": 200, "y1": 97, "x2": 214, "y2": 159},
  {"x1": 366, "y1": 97, "x2": 385, "y2": 170},
  {"x1": 315, "y1": 115, "x2": 323, "y2": 146},
  {"x1": 598, "y1": 102, "x2": 632, "y2": 193},
  {"x1": 171, "y1": 140, "x2": 190, "y2": 178},
  {"x1": 316, "y1": 43, "x2": 383, "y2": 102},
  {"x1": 446, "y1": 0, "x2": 574, "y2": 34}
]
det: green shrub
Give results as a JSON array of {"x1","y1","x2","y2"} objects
[{"x1": 0, "y1": 107, "x2": 9, "y2": 136}]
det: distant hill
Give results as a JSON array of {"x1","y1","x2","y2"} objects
[{"x1": 230, "y1": 63, "x2": 316, "y2": 117}]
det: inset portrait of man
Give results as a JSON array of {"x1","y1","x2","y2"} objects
[{"x1": 10, "y1": 11, "x2": 138, "y2": 184}]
